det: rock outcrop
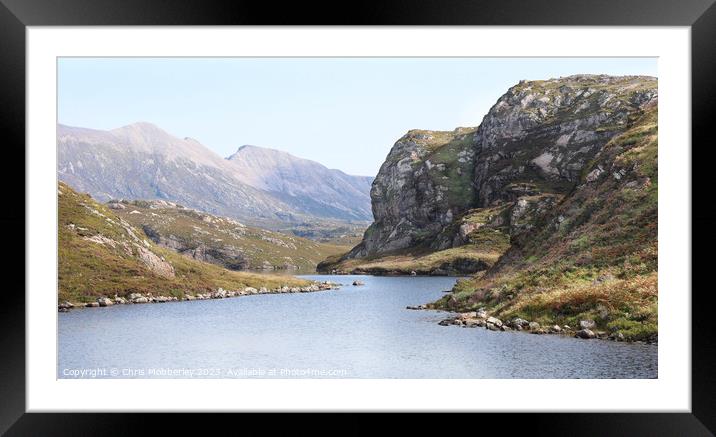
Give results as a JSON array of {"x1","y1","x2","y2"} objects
[
  {"x1": 347, "y1": 127, "x2": 478, "y2": 258},
  {"x1": 343, "y1": 75, "x2": 657, "y2": 261}
]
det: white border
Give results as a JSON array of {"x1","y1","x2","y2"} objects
[{"x1": 27, "y1": 27, "x2": 691, "y2": 412}]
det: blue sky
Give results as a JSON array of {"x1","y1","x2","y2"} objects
[{"x1": 58, "y1": 57, "x2": 657, "y2": 176}]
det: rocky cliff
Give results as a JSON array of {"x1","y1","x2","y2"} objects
[
  {"x1": 325, "y1": 74, "x2": 658, "y2": 341},
  {"x1": 343, "y1": 75, "x2": 657, "y2": 261}
]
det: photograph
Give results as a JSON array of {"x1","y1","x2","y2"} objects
[{"x1": 56, "y1": 57, "x2": 659, "y2": 379}]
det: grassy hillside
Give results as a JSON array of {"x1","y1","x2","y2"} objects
[
  {"x1": 431, "y1": 104, "x2": 658, "y2": 341},
  {"x1": 58, "y1": 182, "x2": 311, "y2": 303},
  {"x1": 113, "y1": 200, "x2": 349, "y2": 272}
]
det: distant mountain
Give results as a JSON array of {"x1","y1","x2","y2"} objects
[
  {"x1": 227, "y1": 145, "x2": 374, "y2": 221},
  {"x1": 57, "y1": 123, "x2": 373, "y2": 226}
]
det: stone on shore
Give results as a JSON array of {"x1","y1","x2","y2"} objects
[
  {"x1": 85, "y1": 302, "x2": 100, "y2": 307},
  {"x1": 97, "y1": 297, "x2": 114, "y2": 307},
  {"x1": 486, "y1": 316, "x2": 503, "y2": 327},
  {"x1": 510, "y1": 318, "x2": 529, "y2": 329},
  {"x1": 575, "y1": 328, "x2": 596, "y2": 339}
]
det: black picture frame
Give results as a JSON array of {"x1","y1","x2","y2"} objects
[{"x1": 1, "y1": 0, "x2": 714, "y2": 434}]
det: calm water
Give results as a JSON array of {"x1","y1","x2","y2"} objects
[{"x1": 58, "y1": 275, "x2": 657, "y2": 379}]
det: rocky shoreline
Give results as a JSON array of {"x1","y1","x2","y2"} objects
[
  {"x1": 58, "y1": 281, "x2": 340, "y2": 312},
  {"x1": 411, "y1": 307, "x2": 655, "y2": 344}
]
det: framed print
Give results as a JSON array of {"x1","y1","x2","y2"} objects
[{"x1": 2, "y1": 0, "x2": 715, "y2": 434}]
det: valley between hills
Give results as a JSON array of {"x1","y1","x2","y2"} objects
[{"x1": 58, "y1": 74, "x2": 658, "y2": 343}]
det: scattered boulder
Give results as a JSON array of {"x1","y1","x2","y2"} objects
[
  {"x1": 85, "y1": 302, "x2": 100, "y2": 308},
  {"x1": 510, "y1": 318, "x2": 530, "y2": 329},
  {"x1": 486, "y1": 316, "x2": 503, "y2": 327},
  {"x1": 609, "y1": 332, "x2": 625, "y2": 342},
  {"x1": 132, "y1": 297, "x2": 149, "y2": 304},
  {"x1": 465, "y1": 319, "x2": 486, "y2": 328},
  {"x1": 550, "y1": 325, "x2": 562, "y2": 333},
  {"x1": 97, "y1": 297, "x2": 114, "y2": 307},
  {"x1": 575, "y1": 329, "x2": 596, "y2": 339},
  {"x1": 476, "y1": 308, "x2": 488, "y2": 319},
  {"x1": 58, "y1": 301, "x2": 74, "y2": 309},
  {"x1": 410, "y1": 271, "x2": 417, "y2": 276},
  {"x1": 579, "y1": 319, "x2": 597, "y2": 330},
  {"x1": 528, "y1": 321, "x2": 541, "y2": 331}
]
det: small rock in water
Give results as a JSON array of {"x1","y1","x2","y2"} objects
[
  {"x1": 406, "y1": 305, "x2": 426, "y2": 310},
  {"x1": 609, "y1": 332, "x2": 625, "y2": 342},
  {"x1": 410, "y1": 271, "x2": 417, "y2": 276},
  {"x1": 352, "y1": 280, "x2": 365, "y2": 286}
]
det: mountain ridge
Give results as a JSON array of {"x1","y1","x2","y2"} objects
[{"x1": 57, "y1": 122, "x2": 373, "y2": 227}]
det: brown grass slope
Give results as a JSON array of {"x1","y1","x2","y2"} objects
[
  {"x1": 58, "y1": 182, "x2": 310, "y2": 303},
  {"x1": 114, "y1": 200, "x2": 349, "y2": 272}
]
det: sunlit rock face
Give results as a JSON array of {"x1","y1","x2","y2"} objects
[{"x1": 347, "y1": 75, "x2": 657, "y2": 259}]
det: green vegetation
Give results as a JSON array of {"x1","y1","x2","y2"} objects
[{"x1": 58, "y1": 183, "x2": 310, "y2": 303}]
